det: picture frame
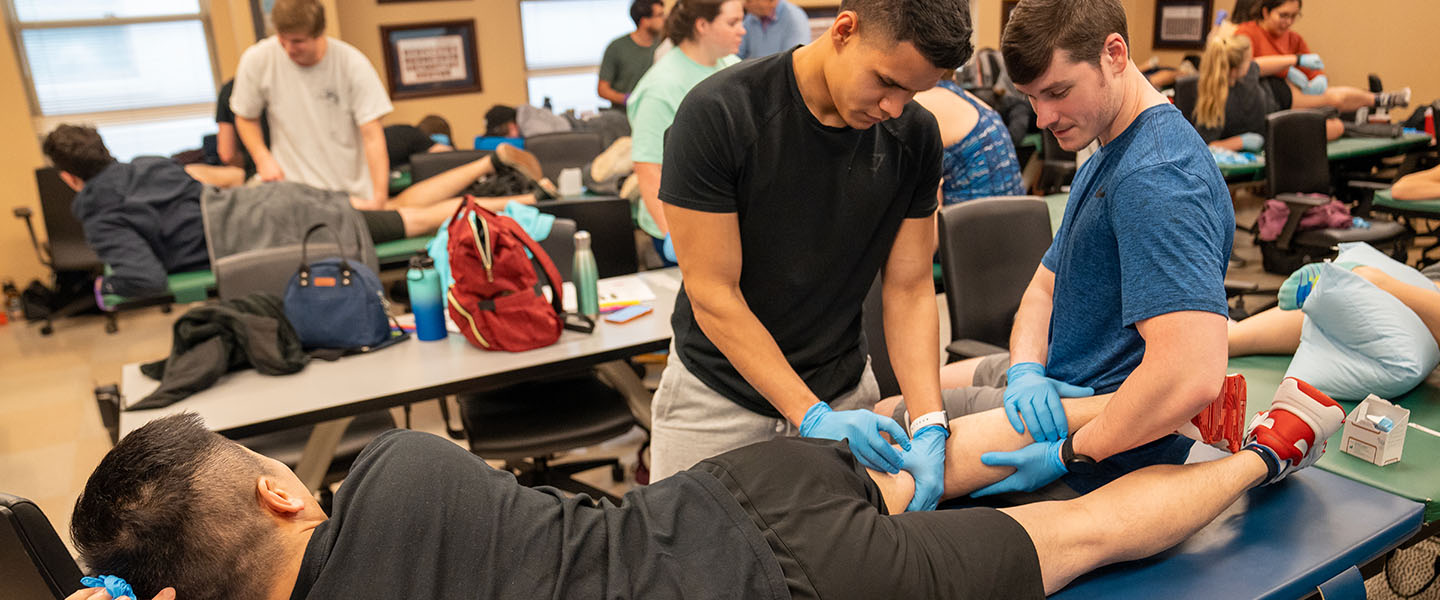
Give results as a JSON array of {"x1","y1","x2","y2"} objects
[
  {"x1": 1001, "y1": 0, "x2": 1020, "y2": 37},
  {"x1": 1153, "y1": 0, "x2": 1211, "y2": 50},
  {"x1": 379, "y1": 20, "x2": 483, "y2": 100}
]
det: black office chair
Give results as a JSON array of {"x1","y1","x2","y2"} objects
[
  {"x1": 1257, "y1": 110, "x2": 1409, "y2": 274},
  {"x1": 936, "y1": 197, "x2": 1052, "y2": 362},
  {"x1": 12, "y1": 168, "x2": 121, "y2": 335},
  {"x1": 524, "y1": 131, "x2": 606, "y2": 183},
  {"x1": 410, "y1": 149, "x2": 492, "y2": 184},
  {"x1": 1, "y1": 492, "x2": 84, "y2": 600},
  {"x1": 861, "y1": 274, "x2": 901, "y2": 397},
  {"x1": 536, "y1": 196, "x2": 639, "y2": 278},
  {"x1": 1173, "y1": 75, "x2": 1199, "y2": 126},
  {"x1": 1035, "y1": 129, "x2": 1077, "y2": 195}
]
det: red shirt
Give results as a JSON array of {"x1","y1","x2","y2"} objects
[{"x1": 1236, "y1": 21, "x2": 1323, "y2": 80}]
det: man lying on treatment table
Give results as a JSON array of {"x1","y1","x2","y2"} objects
[{"x1": 68, "y1": 376, "x2": 1342, "y2": 600}]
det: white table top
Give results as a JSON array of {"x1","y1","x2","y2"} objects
[{"x1": 119, "y1": 269, "x2": 681, "y2": 439}]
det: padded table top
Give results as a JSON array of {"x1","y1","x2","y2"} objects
[
  {"x1": 373, "y1": 235, "x2": 434, "y2": 265},
  {"x1": 1229, "y1": 355, "x2": 1440, "y2": 523},
  {"x1": 1374, "y1": 188, "x2": 1440, "y2": 213},
  {"x1": 1217, "y1": 133, "x2": 1432, "y2": 182}
]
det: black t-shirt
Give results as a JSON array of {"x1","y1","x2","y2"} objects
[
  {"x1": 1195, "y1": 63, "x2": 1282, "y2": 144},
  {"x1": 288, "y1": 430, "x2": 788, "y2": 600},
  {"x1": 216, "y1": 79, "x2": 269, "y2": 173},
  {"x1": 384, "y1": 124, "x2": 437, "y2": 169},
  {"x1": 659, "y1": 49, "x2": 942, "y2": 416}
]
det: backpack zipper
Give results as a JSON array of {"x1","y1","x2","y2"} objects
[
  {"x1": 446, "y1": 287, "x2": 490, "y2": 348},
  {"x1": 467, "y1": 211, "x2": 494, "y2": 283}
]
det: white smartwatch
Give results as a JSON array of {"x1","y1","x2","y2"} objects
[{"x1": 906, "y1": 410, "x2": 951, "y2": 436}]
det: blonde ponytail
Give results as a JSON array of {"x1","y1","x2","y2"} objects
[{"x1": 1194, "y1": 35, "x2": 1250, "y2": 130}]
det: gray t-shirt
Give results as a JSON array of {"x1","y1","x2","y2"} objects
[
  {"x1": 598, "y1": 34, "x2": 658, "y2": 104},
  {"x1": 231, "y1": 37, "x2": 392, "y2": 199}
]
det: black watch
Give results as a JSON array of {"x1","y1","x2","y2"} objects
[{"x1": 1061, "y1": 437, "x2": 1098, "y2": 475}]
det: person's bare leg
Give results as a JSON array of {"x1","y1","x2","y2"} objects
[
  {"x1": 937, "y1": 395, "x2": 1111, "y2": 498},
  {"x1": 999, "y1": 451, "x2": 1269, "y2": 594},
  {"x1": 393, "y1": 199, "x2": 463, "y2": 238},
  {"x1": 184, "y1": 164, "x2": 246, "y2": 188},
  {"x1": 1290, "y1": 86, "x2": 1376, "y2": 113},
  {"x1": 1353, "y1": 266, "x2": 1440, "y2": 343},
  {"x1": 388, "y1": 156, "x2": 496, "y2": 209},
  {"x1": 939, "y1": 355, "x2": 991, "y2": 389},
  {"x1": 1227, "y1": 307, "x2": 1304, "y2": 357}
]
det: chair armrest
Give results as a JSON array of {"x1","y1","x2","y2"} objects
[
  {"x1": 1344, "y1": 180, "x2": 1391, "y2": 217},
  {"x1": 1272, "y1": 194, "x2": 1328, "y2": 250},
  {"x1": 946, "y1": 339, "x2": 1007, "y2": 361},
  {"x1": 1346, "y1": 180, "x2": 1391, "y2": 191},
  {"x1": 1224, "y1": 278, "x2": 1260, "y2": 295},
  {"x1": 1275, "y1": 192, "x2": 1328, "y2": 207},
  {"x1": 13, "y1": 206, "x2": 31, "y2": 219}
]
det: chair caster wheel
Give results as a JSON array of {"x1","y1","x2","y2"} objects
[
  {"x1": 40, "y1": 324, "x2": 53, "y2": 336},
  {"x1": 105, "y1": 321, "x2": 118, "y2": 334}
]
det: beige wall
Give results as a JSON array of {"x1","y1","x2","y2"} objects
[{"x1": 0, "y1": 16, "x2": 48, "y2": 285}]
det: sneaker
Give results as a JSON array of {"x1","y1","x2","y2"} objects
[
  {"x1": 494, "y1": 143, "x2": 559, "y2": 199},
  {"x1": 1181, "y1": 373, "x2": 1247, "y2": 453},
  {"x1": 1243, "y1": 377, "x2": 1346, "y2": 486},
  {"x1": 619, "y1": 172, "x2": 640, "y2": 201},
  {"x1": 1377, "y1": 87, "x2": 1412, "y2": 109},
  {"x1": 590, "y1": 136, "x2": 633, "y2": 183}
]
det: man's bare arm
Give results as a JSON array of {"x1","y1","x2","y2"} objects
[{"x1": 359, "y1": 119, "x2": 389, "y2": 210}]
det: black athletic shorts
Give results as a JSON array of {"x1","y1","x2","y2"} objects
[
  {"x1": 692, "y1": 438, "x2": 1045, "y2": 600},
  {"x1": 358, "y1": 209, "x2": 406, "y2": 244}
]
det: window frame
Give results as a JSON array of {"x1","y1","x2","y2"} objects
[
  {"x1": 517, "y1": 0, "x2": 635, "y2": 115},
  {"x1": 3, "y1": 0, "x2": 223, "y2": 143}
]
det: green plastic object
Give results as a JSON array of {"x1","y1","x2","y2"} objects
[
  {"x1": 1229, "y1": 354, "x2": 1440, "y2": 523},
  {"x1": 1374, "y1": 189, "x2": 1440, "y2": 214}
]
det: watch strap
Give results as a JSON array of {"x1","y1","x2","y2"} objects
[{"x1": 909, "y1": 410, "x2": 950, "y2": 436}]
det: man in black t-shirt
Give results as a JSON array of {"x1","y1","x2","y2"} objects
[
  {"x1": 383, "y1": 123, "x2": 453, "y2": 170},
  {"x1": 649, "y1": 0, "x2": 968, "y2": 513},
  {"x1": 70, "y1": 383, "x2": 1342, "y2": 600}
]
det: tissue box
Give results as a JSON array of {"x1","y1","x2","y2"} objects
[{"x1": 1340, "y1": 394, "x2": 1409, "y2": 466}]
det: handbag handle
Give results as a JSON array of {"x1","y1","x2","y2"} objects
[{"x1": 296, "y1": 222, "x2": 356, "y2": 286}]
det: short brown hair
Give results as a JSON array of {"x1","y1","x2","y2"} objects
[
  {"x1": 1001, "y1": 0, "x2": 1129, "y2": 86},
  {"x1": 42, "y1": 124, "x2": 114, "y2": 182},
  {"x1": 270, "y1": 0, "x2": 325, "y2": 37},
  {"x1": 665, "y1": 0, "x2": 731, "y2": 45},
  {"x1": 418, "y1": 115, "x2": 452, "y2": 140}
]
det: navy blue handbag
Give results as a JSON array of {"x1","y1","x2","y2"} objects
[{"x1": 283, "y1": 223, "x2": 402, "y2": 351}]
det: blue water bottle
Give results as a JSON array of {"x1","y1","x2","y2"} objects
[
  {"x1": 573, "y1": 230, "x2": 600, "y2": 319},
  {"x1": 406, "y1": 253, "x2": 447, "y2": 341}
]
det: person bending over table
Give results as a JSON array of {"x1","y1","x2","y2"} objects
[
  {"x1": 1229, "y1": 262, "x2": 1440, "y2": 357},
  {"x1": 1235, "y1": 0, "x2": 1409, "y2": 115},
  {"x1": 41, "y1": 124, "x2": 542, "y2": 299},
  {"x1": 649, "y1": 0, "x2": 968, "y2": 512},
  {"x1": 912, "y1": 69, "x2": 1026, "y2": 204},
  {"x1": 626, "y1": 0, "x2": 744, "y2": 265},
  {"x1": 1391, "y1": 164, "x2": 1440, "y2": 201},
  {"x1": 878, "y1": 0, "x2": 1235, "y2": 501},
  {"x1": 1191, "y1": 34, "x2": 1341, "y2": 153},
  {"x1": 66, "y1": 379, "x2": 1344, "y2": 600}
]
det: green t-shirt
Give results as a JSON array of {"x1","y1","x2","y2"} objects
[
  {"x1": 626, "y1": 50, "x2": 740, "y2": 238},
  {"x1": 598, "y1": 34, "x2": 658, "y2": 103}
]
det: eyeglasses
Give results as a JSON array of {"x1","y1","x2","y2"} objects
[{"x1": 1274, "y1": 11, "x2": 1302, "y2": 22}]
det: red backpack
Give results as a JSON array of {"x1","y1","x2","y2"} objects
[{"x1": 445, "y1": 197, "x2": 576, "y2": 351}]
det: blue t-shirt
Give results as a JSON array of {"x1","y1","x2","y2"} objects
[{"x1": 1042, "y1": 103, "x2": 1233, "y2": 393}]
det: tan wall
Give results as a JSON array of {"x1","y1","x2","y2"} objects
[
  {"x1": 0, "y1": 16, "x2": 48, "y2": 286},
  {"x1": 335, "y1": 0, "x2": 529, "y2": 145}
]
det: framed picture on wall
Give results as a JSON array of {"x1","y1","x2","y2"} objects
[
  {"x1": 379, "y1": 20, "x2": 483, "y2": 100},
  {"x1": 1001, "y1": 0, "x2": 1020, "y2": 36},
  {"x1": 1154, "y1": 0, "x2": 1210, "y2": 49}
]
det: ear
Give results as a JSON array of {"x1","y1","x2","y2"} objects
[
  {"x1": 57, "y1": 171, "x2": 84, "y2": 192},
  {"x1": 829, "y1": 10, "x2": 858, "y2": 50},
  {"x1": 256, "y1": 475, "x2": 308, "y2": 517},
  {"x1": 1102, "y1": 32, "x2": 1129, "y2": 75}
]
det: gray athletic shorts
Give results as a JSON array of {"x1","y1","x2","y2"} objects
[{"x1": 892, "y1": 352, "x2": 1011, "y2": 423}]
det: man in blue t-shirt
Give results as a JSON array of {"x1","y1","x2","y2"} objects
[
  {"x1": 884, "y1": 0, "x2": 1235, "y2": 497},
  {"x1": 738, "y1": 0, "x2": 811, "y2": 59}
]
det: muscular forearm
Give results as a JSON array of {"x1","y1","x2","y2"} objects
[
  {"x1": 1008, "y1": 269, "x2": 1055, "y2": 365},
  {"x1": 689, "y1": 284, "x2": 820, "y2": 425},
  {"x1": 634, "y1": 162, "x2": 668, "y2": 234},
  {"x1": 235, "y1": 116, "x2": 272, "y2": 165},
  {"x1": 884, "y1": 270, "x2": 943, "y2": 421},
  {"x1": 361, "y1": 122, "x2": 389, "y2": 209}
]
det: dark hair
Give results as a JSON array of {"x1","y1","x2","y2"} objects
[
  {"x1": 1229, "y1": 0, "x2": 1260, "y2": 23},
  {"x1": 630, "y1": 0, "x2": 663, "y2": 27},
  {"x1": 665, "y1": 0, "x2": 731, "y2": 45},
  {"x1": 1001, "y1": 0, "x2": 1129, "y2": 86},
  {"x1": 484, "y1": 105, "x2": 518, "y2": 136},
  {"x1": 42, "y1": 124, "x2": 114, "y2": 181},
  {"x1": 838, "y1": 0, "x2": 974, "y2": 70},
  {"x1": 71, "y1": 413, "x2": 279, "y2": 600},
  {"x1": 270, "y1": 0, "x2": 325, "y2": 37},
  {"x1": 417, "y1": 114, "x2": 452, "y2": 139},
  {"x1": 1255, "y1": 0, "x2": 1300, "y2": 20}
]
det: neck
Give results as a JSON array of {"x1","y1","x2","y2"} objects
[
  {"x1": 263, "y1": 524, "x2": 319, "y2": 600},
  {"x1": 1099, "y1": 61, "x2": 1168, "y2": 145},
  {"x1": 679, "y1": 39, "x2": 720, "y2": 67},
  {"x1": 791, "y1": 41, "x2": 845, "y2": 127},
  {"x1": 631, "y1": 29, "x2": 656, "y2": 46}
]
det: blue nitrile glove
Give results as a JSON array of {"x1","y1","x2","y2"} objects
[
  {"x1": 661, "y1": 233, "x2": 676, "y2": 263},
  {"x1": 1239, "y1": 132, "x2": 1265, "y2": 152},
  {"x1": 1351, "y1": 216, "x2": 1371, "y2": 229},
  {"x1": 972, "y1": 439, "x2": 1067, "y2": 497},
  {"x1": 82, "y1": 575, "x2": 135, "y2": 600},
  {"x1": 902, "y1": 425, "x2": 948, "y2": 512},
  {"x1": 1286, "y1": 66, "x2": 1311, "y2": 89},
  {"x1": 1003, "y1": 363, "x2": 1093, "y2": 443},
  {"x1": 1302, "y1": 74, "x2": 1329, "y2": 95},
  {"x1": 800, "y1": 401, "x2": 911, "y2": 473},
  {"x1": 1297, "y1": 53, "x2": 1324, "y2": 70}
]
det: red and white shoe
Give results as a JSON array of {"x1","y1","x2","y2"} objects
[
  {"x1": 1181, "y1": 373, "x2": 1248, "y2": 453},
  {"x1": 1243, "y1": 377, "x2": 1346, "y2": 486}
]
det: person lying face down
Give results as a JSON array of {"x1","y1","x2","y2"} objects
[{"x1": 72, "y1": 373, "x2": 1344, "y2": 600}]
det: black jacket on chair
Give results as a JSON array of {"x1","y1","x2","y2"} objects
[{"x1": 135, "y1": 293, "x2": 308, "y2": 409}]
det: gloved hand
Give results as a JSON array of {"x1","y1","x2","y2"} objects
[
  {"x1": 901, "y1": 425, "x2": 948, "y2": 512},
  {"x1": 972, "y1": 439, "x2": 1067, "y2": 497},
  {"x1": 800, "y1": 401, "x2": 910, "y2": 473},
  {"x1": 1286, "y1": 66, "x2": 1311, "y2": 89},
  {"x1": 80, "y1": 575, "x2": 135, "y2": 600},
  {"x1": 1003, "y1": 363, "x2": 1094, "y2": 442},
  {"x1": 1239, "y1": 132, "x2": 1265, "y2": 152},
  {"x1": 661, "y1": 233, "x2": 677, "y2": 264},
  {"x1": 1297, "y1": 53, "x2": 1324, "y2": 70},
  {"x1": 1302, "y1": 74, "x2": 1329, "y2": 95}
]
